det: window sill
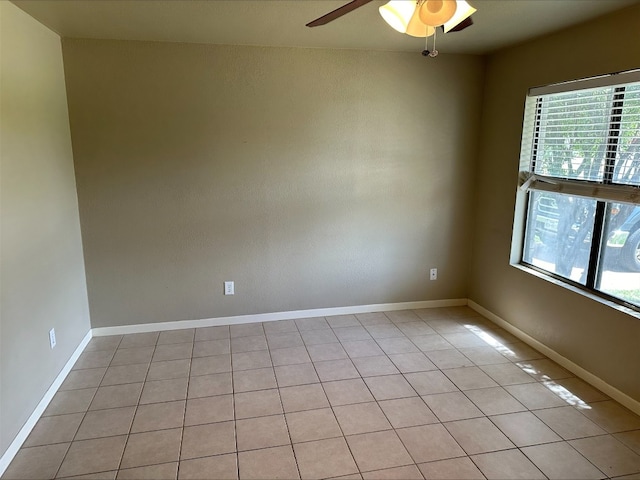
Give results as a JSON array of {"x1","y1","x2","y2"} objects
[{"x1": 510, "y1": 262, "x2": 640, "y2": 320}]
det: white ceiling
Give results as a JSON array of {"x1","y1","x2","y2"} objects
[{"x1": 12, "y1": 0, "x2": 639, "y2": 55}]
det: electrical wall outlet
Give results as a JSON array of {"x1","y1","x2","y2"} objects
[
  {"x1": 430, "y1": 268, "x2": 438, "y2": 281},
  {"x1": 49, "y1": 328, "x2": 57, "y2": 349},
  {"x1": 224, "y1": 281, "x2": 235, "y2": 295}
]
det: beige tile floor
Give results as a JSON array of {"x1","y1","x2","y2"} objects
[{"x1": 3, "y1": 306, "x2": 640, "y2": 479}]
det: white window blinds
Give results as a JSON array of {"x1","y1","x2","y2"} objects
[{"x1": 519, "y1": 69, "x2": 640, "y2": 202}]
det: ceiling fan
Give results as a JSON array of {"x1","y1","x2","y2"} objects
[{"x1": 306, "y1": 0, "x2": 476, "y2": 56}]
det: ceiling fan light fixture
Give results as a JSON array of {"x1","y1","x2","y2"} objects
[
  {"x1": 309, "y1": 0, "x2": 476, "y2": 54},
  {"x1": 418, "y1": 0, "x2": 457, "y2": 27},
  {"x1": 378, "y1": 1, "x2": 415, "y2": 33},
  {"x1": 406, "y1": 6, "x2": 435, "y2": 37},
  {"x1": 379, "y1": 1, "x2": 436, "y2": 37},
  {"x1": 443, "y1": 0, "x2": 476, "y2": 32}
]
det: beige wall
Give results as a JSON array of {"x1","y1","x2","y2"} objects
[
  {"x1": 469, "y1": 4, "x2": 640, "y2": 401},
  {"x1": 0, "y1": 2, "x2": 91, "y2": 456},
  {"x1": 62, "y1": 39, "x2": 485, "y2": 328}
]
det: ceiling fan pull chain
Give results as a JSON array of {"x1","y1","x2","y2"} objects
[
  {"x1": 429, "y1": 28, "x2": 439, "y2": 57},
  {"x1": 422, "y1": 22, "x2": 439, "y2": 58}
]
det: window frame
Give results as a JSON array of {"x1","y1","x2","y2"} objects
[{"x1": 511, "y1": 69, "x2": 640, "y2": 315}]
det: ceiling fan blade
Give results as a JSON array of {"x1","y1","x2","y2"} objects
[
  {"x1": 448, "y1": 15, "x2": 474, "y2": 32},
  {"x1": 306, "y1": 0, "x2": 375, "y2": 27}
]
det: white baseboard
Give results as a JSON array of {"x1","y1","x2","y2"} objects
[
  {"x1": 468, "y1": 300, "x2": 640, "y2": 417},
  {"x1": 92, "y1": 298, "x2": 468, "y2": 336},
  {"x1": 0, "y1": 330, "x2": 93, "y2": 477}
]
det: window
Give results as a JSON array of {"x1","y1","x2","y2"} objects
[{"x1": 515, "y1": 70, "x2": 640, "y2": 310}]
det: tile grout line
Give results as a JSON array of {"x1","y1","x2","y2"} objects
[
  {"x1": 353, "y1": 313, "x2": 561, "y2": 476},
  {"x1": 484, "y1": 411, "x2": 609, "y2": 479},
  {"x1": 265, "y1": 322, "x2": 304, "y2": 480},
  {"x1": 51, "y1": 336, "x2": 124, "y2": 479},
  {"x1": 174, "y1": 329, "x2": 197, "y2": 480},
  {"x1": 114, "y1": 332, "x2": 158, "y2": 476},
  {"x1": 327, "y1": 312, "x2": 473, "y2": 475},
  {"x1": 418, "y1": 313, "x2": 619, "y2": 479},
  {"x1": 229, "y1": 324, "x2": 241, "y2": 480},
  {"x1": 302, "y1": 319, "x2": 364, "y2": 478},
  {"x1": 408, "y1": 312, "x2": 529, "y2": 479},
  {"x1": 375, "y1": 313, "x2": 465, "y2": 473}
]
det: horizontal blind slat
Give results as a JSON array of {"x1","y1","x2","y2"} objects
[{"x1": 518, "y1": 172, "x2": 640, "y2": 204}]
